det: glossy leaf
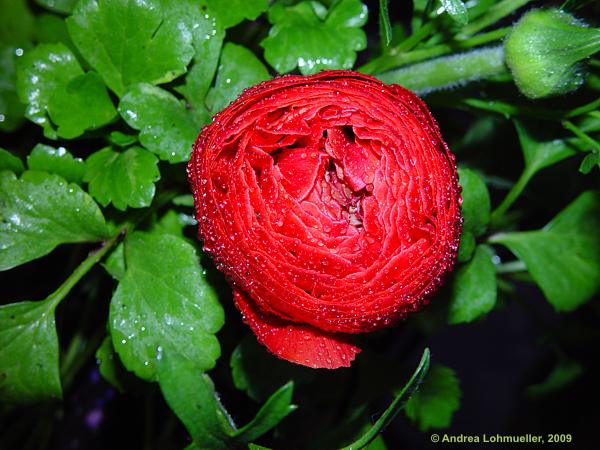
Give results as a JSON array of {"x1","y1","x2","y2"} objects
[
  {"x1": 232, "y1": 382, "x2": 297, "y2": 443},
  {"x1": 0, "y1": 170, "x2": 110, "y2": 271},
  {"x1": 0, "y1": 46, "x2": 25, "y2": 132},
  {"x1": 47, "y1": 71, "x2": 117, "y2": 139},
  {"x1": 207, "y1": 0, "x2": 268, "y2": 29},
  {"x1": 119, "y1": 84, "x2": 199, "y2": 163},
  {"x1": 84, "y1": 146, "x2": 160, "y2": 211},
  {"x1": 261, "y1": 0, "x2": 368, "y2": 75},
  {"x1": 16, "y1": 43, "x2": 82, "y2": 139},
  {"x1": 157, "y1": 353, "x2": 235, "y2": 450},
  {"x1": 441, "y1": 0, "x2": 469, "y2": 25},
  {"x1": 0, "y1": 299, "x2": 61, "y2": 403},
  {"x1": 490, "y1": 191, "x2": 600, "y2": 311},
  {"x1": 0, "y1": 148, "x2": 25, "y2": 174},
  {"x1": 109, "y1": 232, "x2": 224, "y2": 380},
  {"x1": 341, "y1": 348, "x2": 430, "y2": 450},
  {"x1": 516, "y1": 120, "x2": 577, "y2": 176},
  {"x1": 167, "y1": 1, "x2": 224, "y2": 109},
  {"x1": 458, "y1": 167, "x2": 491, "y2": 237},
  {"x1": 405, "y1": 365, "x2": 461, "y2": 431},
  {"x1": 96, "y1": 336, "x2": 131, "y2": 392},
  {"x1": 378, "y1": 0, "x2": 392, "y2": 46},
  {"x1": 67, "y1": 0, "x2": 195, "y2": 96},
  {"x1": 206, "y1": 43, "x2": 270, "y2": 113},
  {"x1": 35, "y1": 0, "x2": 78, "y2": 14},
  {"x1": 108, "y1": 131, "x2": 138, "y2": 147},
  {"x1": 27, "y1": 144, "x2": 85, "y2": 183},
  {"x1": 448, "y1": 245, "x2": 497, "y2": 324},
  {"x1": 158, "y1": 351, "x2": 296, "y2": 449}
]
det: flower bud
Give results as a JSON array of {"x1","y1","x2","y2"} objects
[{"x1": 504, "y1": 8, "x2": 600, "y2": 99}]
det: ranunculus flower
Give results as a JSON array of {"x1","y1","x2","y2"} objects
[{"x1": 188, "y1": 70, "x2": 461, "y2": 369}]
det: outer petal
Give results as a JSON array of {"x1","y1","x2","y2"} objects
[{"x1": 233, "y1": 289, "x2": 360, "y2": 369}]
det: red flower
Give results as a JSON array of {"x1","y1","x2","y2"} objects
[{"x1": 188, "y1": 70, "x2": 461, "y2": 369}]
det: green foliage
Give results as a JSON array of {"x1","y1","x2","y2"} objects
[
  {"x1": 262, "y1": 0, "x2": 368, "y2": 75},
  {"x1": 0, "y1": 46, "x2": 25, "y2": 132},
  {"x1": 0, "y1": 148, "x2": 25, "y2": 174},
  {"x1": 527, "y1": 360, "x2": 583, "y2": 397},
  {"x1": 109, "y1": 231, "x2": 224, "y2": 380},
  {"x1": 84, "y1": 146, "x2": 160, "y2": 210},
  {"x1": 158, "y1": 351, "x2": 296, "y2": 449},
  {"x1": 27, "y1": 144, "x2": 85, "y2": 183},
  {"x1": 119, "y1": 84, "x2": 200, "y2": 163},
  {"x1": 0, "y1": 300, "x2": 61, "y2": 403},
  {"x1": 66, "y1": 0, "x2": 195, "y2": 96},
  {"x1": 449, "y1": 245, "x2": 497, "y2": 324},
  {"x1": 206, "y1": 43, "x2": 270, "y2": 113},
  {"x1": 0, "y1": 171, "x2": 109, "y2": 271},
  {"x1": 491, "y1": 192, "x2": 600, "y2": 311},
  {"x1": 440, "y1": 0, "x2": 469, "y2": 25},
  {"x1": 405, "y1": 365, "x2": 461, "y2": 431}
]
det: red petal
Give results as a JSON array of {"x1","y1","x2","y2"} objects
[{"x1": 233, "y1": 289, "x2": 361, "y2": 369}]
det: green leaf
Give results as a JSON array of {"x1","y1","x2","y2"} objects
[
  {"x1": 0, "y1": 148, "x2": 25, "y2": 174},
  {"x1": 526, "y1": 360, "x2": 583, "y2": 397},
  {"x1": 206, "y1": 43, "x2": 270, "y2": 113},
  {"x1": 516, "y1": 120, "x2": 577, "y2": 176},
  {"x1": 153, "y1": 210, "x2": 196, "y2": 237},
  {"x1": 84, "y1": 146, "x2": 160, "y2": 211},
  {"x1": 0, "y1": 299, "x2": 61, "y2": 403},
  {"x1": 490, "y1": 191, "x2": 600, "y2": 311},
  {"x1": 119, "y1": 84, "x2": 199, "y2": 163},
  {"x1": 378, "y1": 0, "x2": 392, "y2": 46},
  {"x1": 207, "y1": 0, "x2": 268, "y2": 29},
  {"x1": 27, "y1": 144, "x2": 85, "y2": 183},
  {"x1": 458, "y1": 167, "x2": 491, "y2": 237},
  {"x1": 448, "y1": 245, "x2": 497, "y2": 324},
  {"x1": 230, "y1": 334, "x2": 315, "y2": 402},
  {"x1": 456, "y1": 230, "x2": 475, "y2": 263},
  {"x1": 96, "y1": 336, "x2": 137, "y2": 392},
  {"x1": 440, "y1": 0, "x2": 469, "y2": 25},
  {"x1": 0, "y1": 46, "x2": 25, "y2": 132},
  {"x1": 580, "y1": 152, "x2": 599, "y2": 174},
  {"x1": 172, "y1": 194, "x2": 194, "y2": 207},
  {"x1": 261, "y1": 0, "x2": 368, "y2": 75},
  {"x1": 108, "y1": 131, "x2": 138, "y2": 147},
  {"x1": 67, "y1": 0, "x2": 195, "y2": 97},
  {"x1": 102, "y1": 242, "x2": 125, "y2": 281},
  {"x1": 157, "y1": 352, "x2": 235, "y2": 450},
  {"x1": 405, "y1": 365, "x2": 461, "y2": 431},
  {"x1": 109, "y1": 231, "x2": 224, "y2": 380},
  {"x1": 232, "y1": 382, "x2": 297, "y2": 444},
  {"x1": 0, "y1": 0, "x2": 34, "y2": 47},
  {"x1": 158, "y1": 351, "x2": 295, "y2": 450},
  {"x1": 16, "y1": 43, "x2": 82, "y2": 139},
  {"x1": 35, "y1": 0, "x2": 78, "y2": 14},
  {"x1": 492, "y1": 120, "x2": 578, "y2": 221},
  {"x1": 341, "y1": 348, "x2": 430, "y2": 450},
  {"x1": 0, "y1": 170, "x2": 110, "y2": 271},
  {"x1": 167, "y1": 1, "x2": 224, "y2": 109},
  {"x1": 47, "y1": 71, "x2": 117, "y2": 139}
]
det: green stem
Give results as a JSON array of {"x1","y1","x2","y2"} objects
[
  {"x1": 361, "y1": 27, "x2": 509, "y2": 75},
  {"x1": 565, "y1": 96, "x2": 600, "y2": 118},
  {"x1": 495, "y1": 260, "x2": 527, "y2": 274},
  {"x1": 377, "y1": 46, "x2": 507, "y2": 95},
  {"x1": 340, "y1": 349, "x2": 430, "y2": 450},
  {"x1": 456, "y1": 0, "x2": 533, "y2": 39},
  {"x1": 46, "y1": 234, "x2": 119, "y2": 311},
  {"x1": 563, "y1": 120, "x2": 600, "y2": 153},
  {"x1": 396, "y1": 21, "x2": 436, "y2": 53},
  {"x1": 490, "y1": 169, "x2": 532, "y2": 223}
]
